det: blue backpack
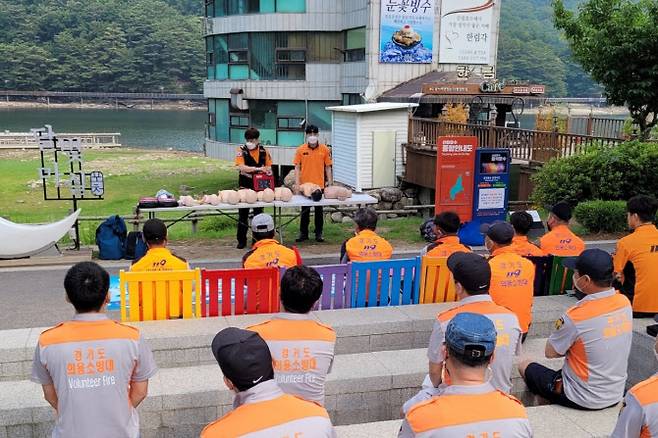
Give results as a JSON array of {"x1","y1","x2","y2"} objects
[{"x1": 96, "y1": 215, "x2": 127, "y2": 260}]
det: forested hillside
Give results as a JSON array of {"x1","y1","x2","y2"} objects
[{"x1": 0, "y1": 0, "x2": 600, "y2": 96}]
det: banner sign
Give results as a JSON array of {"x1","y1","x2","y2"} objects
[
  {"x1": 434, "y1": 136, "x2": 477, "y2": 222},
  {"x1": 379, "y1": 0, "x2": 435, "y2": 64},
  {"x1": 439, "y1": 0, "x2": 496, "y2": 65}
]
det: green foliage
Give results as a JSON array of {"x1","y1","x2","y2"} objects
[
  {"x1": 574, "y1": 200, "x2": 628, "y2": 233},
  {"x1": 553, "y1": 0, "x2": 658, "y2": 137},
  {"x1": 0, "y1": 0, "x2": 204, "y2": 93},
  {"x1": 498, "y1": 0, "x2": 601, "y2": 97},
  {"x1": 531, "y1": 141, "x2": 658, "y2": 206}
]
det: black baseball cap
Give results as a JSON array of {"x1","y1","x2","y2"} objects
[
  {"x1": 480, "y1": 221, "x2": 514, "y2": 244},
  {"x1": 211, "y1": 327, "x2": 274, "y2": 392},
  {"x1": 563, "y1": 249, "x2": 613, "y2": 282},
  {"x1": 143, "y1": 219, "x2": 167, "y2": 244},
  {"x1": 551, "y1": 201, "x2": 573, "y2": 222},
  {"x1": 447, "y1": 252, "x2": 491, "y2": 293}
]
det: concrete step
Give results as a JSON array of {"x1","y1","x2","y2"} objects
[
  {"x1": 0, "y1": 295, "x2": 576, "y2": 381},
  {"x1": 0, "y1": 340, "x2": 563, "y2": 437},
  {"x1": 334, "y1": 403, "x2": 621, "y2": 438}
]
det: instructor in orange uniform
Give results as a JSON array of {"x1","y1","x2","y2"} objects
[{"x1": 294, "y1": 124, "x2": 333, "y2": 243}]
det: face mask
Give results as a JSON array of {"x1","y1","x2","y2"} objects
[
  {"x1": 654, "y1": 348, "x2": 658, "y2": 364},
  {"x1": 572, "y1": 274, "x2": 588, "y2": 292},
  {"x1": 246, "y1": 142, "x2": 257, "y2": 150},
  {"x1": 307, "y1": 136, "x2": 319, "y2": 146}
]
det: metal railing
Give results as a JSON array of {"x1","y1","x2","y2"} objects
[
  {"x1": 0, "y1": 132, "x2": 121, "y2": 149},
  {"x1": 407, "y1": 118, "x2": 623, "y2": 162},
  {"x1": 0, "y1": 90, "x2": 204, "y2": 100}
]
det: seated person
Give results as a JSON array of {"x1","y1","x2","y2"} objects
[
  {"x1": 201, "y1": 328, "x2": 335, "y2": 437},
  {"x1": 613, "y1": 195, "x2": 658, "y2": 318},
  {"x1": 248, "y1": 266, "x2": 335, "y2": 405},
  {"x1": 485, "y1": 222, "x2": 535, "y2": 337},
  {"x1": 340, "y1": 207, "x2": 393, "y2": 263},
  {"x1": 540, "y1": 201, "x2": 585, "y2": 256},
  {"x1": 510, "y1": 211, "x2": 544, "y2": 257},
  {"x1": 399, "y1": 313, "x2": 532, "y2": 438},
  {"x1": 130, "y1": 218, "x2": 188, "y2": 271},
  {"x1": 421, "y1": 211, "x2": 471, "y2": 258},
  {"x1": 242, "y1": 213, "x2": 300, "y2": 269},
  {"x1": 403, "y1": 252, "x2": 522, "y2": 413},
  {"x1": 611, "y1": 334, "x2": 658, "y2": 437},
  {"x1": 518, "y1": 249, "x2": 633, "y2": 410}
]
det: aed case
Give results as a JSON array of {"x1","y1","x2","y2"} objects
[{"x1": 253, "y1": 173, "x2": 274, "y2": 192}]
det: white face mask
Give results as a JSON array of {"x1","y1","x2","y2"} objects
[
  {"x1": 655, "y1": 348, "x2": 658, "y2": 364},
  {"x1": 307, "y1": 136, "x2": 319, "y2": 145},
  {"x1": 246, "y1": 142, "x2": 257, "y2": 150}
]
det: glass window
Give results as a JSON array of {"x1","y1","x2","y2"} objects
[
  {"x1": 215, "y1": 0, "x2": 227, "y2": 16},
  {"x1": 341, "y1": 93, "x2": 363, "y2": 105},
  {"x1": 229, "y1": 64, "x2": 250, "y2": 79},
  {"x1": 250, "y1": 100, "x2": 277, "y2": 145},
  {"x1": 206, "y1": 37, "x2": 215, "y2": 79},
  {"x1": 215, "y1": 99, "x2": 230, "y2": 141},
  {"x1": 260, "y1": 0, "x2": 275, "y2": 12},
  {"x1": 307, "y1": 32, "x2": 342, "y2": 63},
  {"x1": 277, "y1": 101, "x2": 305, "y2": 116},
  {"x1": 345, "y1": 27, "x2": 366, "y2": 62},
  {"x1": 214, "y1": 35, "x2": 229, "y2": 80},
  {"x1": 205, "y1": 0, "x2": 214, "y2": 17},
  {"x1": 275, "y1": 0, "x2": 305, "y2": 13},
  {"x1": 308, "y1": 101, "x2": 339, "y2": 131},
  {"x1": 250, "y1": 33, "x2": 276, "y2": 80},
  {"x1": 277, "y1": 131, "x2": 305, "y2": 146},
  {"x1": 227, "y1": 0, "x2": 260, "y2": 14},
  {"x1": 276, "y1": 49, "x2": 306, "y2": 63},
  {"x1": 230, "y1": 128, "x2": 246, "y2": 144},
  {"x1": 208, "y1": 100, "x2": 216, "y2": 140}
]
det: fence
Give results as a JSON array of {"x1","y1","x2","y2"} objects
[
  {"x1": 407, "y1": 118, "x2": 623, "y2": 163},
  {"x1": 567, "y1": 116, "x2": 626, "y2": 139},
  {"x1": 0, "y1": 132, "x2": 121, "y2": 149}
]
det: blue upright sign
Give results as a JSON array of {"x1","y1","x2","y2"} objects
[{"x1": 458, "y1": 149, "x2": 511, "y2": 246}]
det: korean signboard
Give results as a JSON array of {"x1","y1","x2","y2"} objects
[
  {"x1": 439, "y1": 0, "x2": 496, "y2": 65},
  {"x1": 380, "y1": 0, "x2": 435, "y2": 64},
  {"x1": 435, "y1": 136, "x2": 477, "y2": 222}
]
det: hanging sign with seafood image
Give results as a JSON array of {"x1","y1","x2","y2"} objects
[{"x1": 379, "y1": 0, "x2": 435, "y2": 64}]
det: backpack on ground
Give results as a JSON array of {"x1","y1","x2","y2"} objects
[
  {"x1": 125, "y1": 231, "x2": 147, "y2": 261},
  {"x1": 95, "y1": 215, "x2": 127, "y2": 260}
]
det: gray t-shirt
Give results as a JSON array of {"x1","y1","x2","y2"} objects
[{"x1": 31, "y1": 313, "x2": 157, "y2": 438}]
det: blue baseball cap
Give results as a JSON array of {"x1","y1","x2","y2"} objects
[{"x1": 445, "y1": 313, "x2": 496, "y2": 359}]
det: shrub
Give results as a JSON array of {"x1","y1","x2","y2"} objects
[
  {"x1": 574, "y1": 200, "x2": 627, "y2": 233},
  {"x1": 531, "y1": 141, "x2": 658, "y2": 207}
]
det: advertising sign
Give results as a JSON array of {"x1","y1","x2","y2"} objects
[
  {"x1": 434, "y1": 136, "x2": 477, "y2": 222},
  {"x1": 380, "y1": 0, "x2": 435, "y2": 64},
  {"x1": 439, "y1": 0, "x2": 496, "y2": 65}
]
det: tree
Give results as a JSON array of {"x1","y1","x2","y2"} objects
[{"x1": 553, "y1": 0, "x2": 658, "y2": 139}]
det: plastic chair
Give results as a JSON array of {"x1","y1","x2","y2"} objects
[
  {"x1": 418, "y1": 256, "x2": 457, "y2": 303},
  {"x1": 350, "y1": 258, "x2": 419, "y2": 308},
  {"x1": 119, "y1": 269, "x2": 201, "y2": 322},
  {"x1": 201, "y1": 267, "x2": 279, "y2": 317},
  {"x1": 279, "y1": 264, "x2": 352, "y2": 310},
  {"x1": 526, "y1": 255, "x2": 554, "y2": 296},
  {"x1": 548, "y1": 256, "x2": 574, "y2": 295}
]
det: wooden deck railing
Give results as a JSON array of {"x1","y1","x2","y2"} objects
[{"x1": 407, "y1": 118, "x2": 623, "y2": 163}]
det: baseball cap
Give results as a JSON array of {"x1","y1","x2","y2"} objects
[
  {"x1": 563, "y1": 249, "x2": 613, "y2": 282},
  {"x1": 251, "y1": 213, "x2": 275, "y2": 233},
  {"x1": 447, "y1": 252, "x2": 491, "y2": 292},
  {"x1": 445, "y1": 312, "x2": 496, "y2": 359},
  {"x1": 142, "y1": 219, "x2": 167, "y2": 244},
  {"x1": 480, "y1": 221, "x2": 515, "y2": 244},
  {"x1": 551, "y1": 201, "x2": 573, "y2": 222},
  {"x1": 211, "y1": 327, "x2": 274, "y2": 392}
]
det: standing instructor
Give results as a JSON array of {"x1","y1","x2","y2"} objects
[
  {"x1": 234, "y1": 128, "x2": 273, "y2": 249},
  {"x1": 294, "y1": 125, "x2": 333, "y2": 243}
]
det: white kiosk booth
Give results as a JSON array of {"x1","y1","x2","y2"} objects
[{"x1": 326, "y1": 103, "x2": 418, "y2": 191}]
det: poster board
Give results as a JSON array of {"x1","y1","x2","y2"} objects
[
  {"x1": 438, "y1": 0, "x2": 496, "y2": 64},
  {"x1": 434, "y1": 136, "x2": 477, "y2": 221},
  {"x1": 380, "y1": 0, "x2": 435, "y2": 63}
]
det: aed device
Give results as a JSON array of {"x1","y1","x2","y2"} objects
[
  {"x1": 458, "y1": 149, "x2": 511, "y2": 246},
  {"x1": 434, "y1": 136, "x2": 477, "y2": 222},
  {"x1": 253, "y1": 173, "x2": 275, "y2": 192}
]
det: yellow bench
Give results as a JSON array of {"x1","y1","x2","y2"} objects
[
  {"x1": 119, "y1": 269, "x2": 202, "y2": 321},
  {"x1": 418, "y1": 257, "x2": 457, "y2": 304}
]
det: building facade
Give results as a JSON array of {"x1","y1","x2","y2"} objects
[{"x1": 203, "y1": 0, "x2": 501, "y2": 164}]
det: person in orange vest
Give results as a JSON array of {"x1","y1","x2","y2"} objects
[
  {"x1": 201, "y1": 327, "x2": 335, "y2": 437},
  {"x1": 399, "y1": 313, "x2": 532, "y2": 438},
  {"x1": 485, "y1": 222, "x2": 535, "y2": 339},
  {"x1": 518, "y1": 249, "x2": 632, "y2": 410},
  {"x1": 130, "y1": 219, "x2": 189, "y2": 272},
  {"x1": 248, "y1": 266, "x2": 335, "y2": 405},
  {"x1": 613, "y1": 195, "x2": 658, "y2": 318},
  {"x1": 294, "y1": 124, "x2": 333, "y2": 243},
  {"x1": 242, "y1": 214, "x2": 300, "y2": 269},
  {"x1": 340, "y1": 207, "x2": 393, "y2": 263},
  {"x1": 31, "y1": 262, "x2": 157, "y2": 438},
  {"x1": 421, "y1": 211, "x2": 471, "y2": 258},
  {"x1": 611, "y1": 335, "x2": 658, "y2": 437},
  {"x1": 509, "y1": 211, "x2": 544, "y2": 257},
  {"x1": 540, "y1": 201, "x2": 585, "y2": 256}
]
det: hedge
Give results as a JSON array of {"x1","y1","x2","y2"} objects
[
  {"x1": 531, "y1": 141, "x2": 658, "y2": 207},
  {"x1": 574, "y1": 200, "x2": 658, "y2": 233}
]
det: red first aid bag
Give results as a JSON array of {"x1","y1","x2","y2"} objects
[{"x1": 253, "y1": 173, "x2": 274, "y2": 192}]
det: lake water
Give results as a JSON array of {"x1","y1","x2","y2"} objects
[{"x1": 0, "y1": 108, "x2": 207, "y2": 151}]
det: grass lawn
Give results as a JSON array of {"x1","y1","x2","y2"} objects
[{"x1": 0, "y1": 149, "x2": 426, "y2": 247}]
